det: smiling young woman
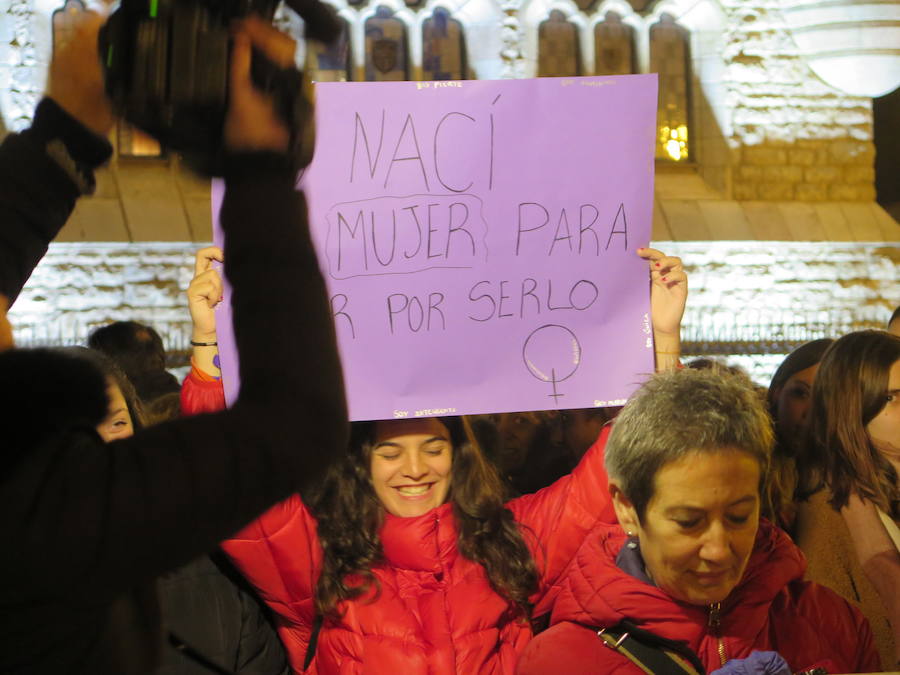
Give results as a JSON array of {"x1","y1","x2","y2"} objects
[{"x1": 369, "y1": 418, "x2": 454, "y2": 517}]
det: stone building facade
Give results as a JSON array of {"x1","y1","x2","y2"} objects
[{"x1": 1, "y1": 0, "x2": 897, "y2": 382}]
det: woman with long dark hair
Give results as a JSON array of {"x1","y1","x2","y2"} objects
[
  {"x1": 794, "y1": 330, "x2": 900, "y2": 666},
  {"x1": 312, "y1": 417, "x2": 538, "y2": 624},
  {"x1": 183, "y1": 248, "x2": 687, "y2": 673},
  {"x1": 764, "y1": 338, "x2": 833, "y2": 531}
]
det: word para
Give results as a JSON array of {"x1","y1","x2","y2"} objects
[{"x1": 515, "y1": 202, "x2": 629, "y2": 256}]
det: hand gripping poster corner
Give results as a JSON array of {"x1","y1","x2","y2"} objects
[{"x1": 214, "y1": 75, "x2": 659, "y2": 421}]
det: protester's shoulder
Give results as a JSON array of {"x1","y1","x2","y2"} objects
[
  {"x1": 519, "y1": 621, "x2": 638, "y2": 675},
  {"x1": 506, "y1": 423, "x2": 614, "y2": 526},
  {"x1": 774, "y1": 578, "x2": 879, "y2": 670},
  {"x1": 774, "y1": 576, "x2": 868, "y2": 641},
  {"x1": 225, "y1": 493, "x2": 314, "y2": 543},
  {"x1": 788, "y1": 577, "x2": 865, "y2": 618}
]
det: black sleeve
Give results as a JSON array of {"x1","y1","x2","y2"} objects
[
  {"x1": 0, "y1": 98, "x2": 112, "y2": 304},
  {"x1": 153, "y1": 554, "x2": 289, "y2": 675},
  {"x1": 235, "y1": 579, "x2": 291, "y2": 675},
  {"x1": 1, "y1": 163, "x2": 348, "y2": 601}
]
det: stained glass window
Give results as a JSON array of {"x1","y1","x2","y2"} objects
[
  {"x1": 422, "y1": 7, "x2": 466, "y2": 81},
  {"x1": 365, "y1": 6, "x2": 410, "y2": 81},
  {"x1": 625, "y1": 0, "x2": 653, "y2": 12},
  {"x1": 537, "y1": 10, "x2": 581, "y2": 77},
  {"x1": 308, "y1": 17, "x2": 353, "y2": 82},
  {"x1": 650, "y1": 14, "x2": 690, "y2": 161},
  {"x1": 594, "y1": 12, "x2": 635, "y2": 76}
]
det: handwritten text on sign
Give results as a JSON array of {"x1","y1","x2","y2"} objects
[{"x1": 215, "y1": 76, "x2": 658, "y2": 420}]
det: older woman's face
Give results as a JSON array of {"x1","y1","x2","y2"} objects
[{"x1": 619, "y1": 448, "x2": 761, "y2": 606}]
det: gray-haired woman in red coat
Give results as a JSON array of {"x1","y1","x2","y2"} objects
[{"x1": 517, "y1": 368, "x2": 880, "y2": 674}]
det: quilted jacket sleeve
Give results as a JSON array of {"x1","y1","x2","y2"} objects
[
  {"x1": 222, "y1": 495, "x2": 322, "y2": 674},
  {"x1": 181, "y1": 370, "x2": 227, "y2": 416},
  {"x1": 507, "y1": 424, "x2": 617, "y2": 614}
]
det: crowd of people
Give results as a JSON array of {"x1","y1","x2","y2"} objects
[{"x1": 0, "y1": 6, "x2": 898, "y2": 675}]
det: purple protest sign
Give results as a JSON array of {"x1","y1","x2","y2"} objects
[{"x1": 214, "y1": 75, "x2": 658, "y2": 420}]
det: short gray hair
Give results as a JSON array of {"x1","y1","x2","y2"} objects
[{"x1": 605, "y1": 368, "x2": 773, "y2": 521}]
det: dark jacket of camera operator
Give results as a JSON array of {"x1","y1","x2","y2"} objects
[
  {"x1": 0, "y1": 41, "x2": 348, "y2": 675},
  {"x1": 156, "y1": 552, "x2": 291, "y2": 675}
]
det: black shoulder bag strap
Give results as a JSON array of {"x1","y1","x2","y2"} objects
[
  {"x1": 576, "y1": 621, "x2": 706, "y2": 675},
  {"x1": 302, "y1": 613, "x2": 324, "y2": 671}
]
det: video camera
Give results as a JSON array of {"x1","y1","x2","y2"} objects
[{"x1": 98, "y1": 0, "x2": 341, "y2": 175}]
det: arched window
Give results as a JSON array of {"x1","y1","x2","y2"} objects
[
  {"x1": 307, "y1": 17, "x2": 353, "y2": 82},
  {"x1": 421, "y1": 7, "x2": 466, "y2": 80},
  {"x1": 593, "y1": 12, "x2": 634, "y2": 75},
  {"x1": 365, "y1": 6, "x2": 410, "y2": 81},
  {"x1": 625, "y1": 0, "x2": 653, "y2": 11},
  {"x1": 537, "y1": 10, "x2": 581, "y2": 77},
  {"x1": 650, "y1": 13, "x2": 691, "y2": 161}
]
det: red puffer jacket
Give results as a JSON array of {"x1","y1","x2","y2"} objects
[
  {"x1": 183, "y1": 373, "x2": 617, "y2": 674},
  {"x1": 517, "y1": 521, "x2": 881, "y2": 674}
]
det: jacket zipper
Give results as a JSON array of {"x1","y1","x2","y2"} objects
[{"x1": 707, "y1": 602, "x2": 727, "y2": 667}]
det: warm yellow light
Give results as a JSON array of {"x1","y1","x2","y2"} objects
[
  {"x1": 665, "y1": 139, "x2": 682, "y2": 161},
  {"x1": 657, "y1": 124, "x2": 689, "y2": 161}
]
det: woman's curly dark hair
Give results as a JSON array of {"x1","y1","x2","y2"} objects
[{"x1": 310, "y1": 416, "x2": 539, "y2": 621}]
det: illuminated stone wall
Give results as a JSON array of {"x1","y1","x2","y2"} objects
[
  {"x1": 8, "y1": 243, "x2": 197, "y2": 352},
  {"x1": 8, "y1": 240, "x2": 898, "y2": 384},
  {"x1": 717, "y1": 0, "x2": 876, "y2": 202},
  {"x1": 0, "y1": 0, "x2": 42, "y2": 133}
]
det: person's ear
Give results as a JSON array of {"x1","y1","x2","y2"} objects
[{"x1": 609, "y1": 481, "x2": 639, "y2": 534}]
